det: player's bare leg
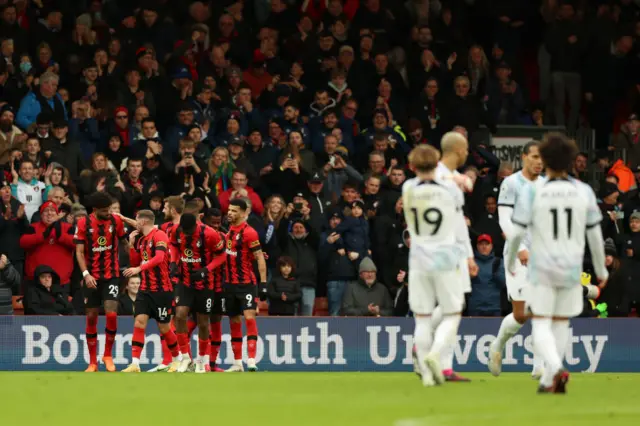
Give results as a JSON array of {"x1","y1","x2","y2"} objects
[
  {"x1": 225, "y1": 315, "x2": 245, "y2": 372},
  {"x1": 101, "y1": 300, "x2": 118, "y2": 372},
  {"x1": 412, "y1": 313, "x2": 435, "y2": 387},
  {"x1": 244, "y1": 309, "x2": 259, "y2": 371},
  {"x1": 209, "y1": 315, "x2": 224, "y2": 372},
  {"x1": 489, "y1": 300, "x2": 543, "y2": 377},
  {"x1": 532, "y1": 315, "x2": 570, "y2": 394},
  {"x1": 194, "y1": 313, "x2": 210, "y2": 373},
  {"x1": 174, "y1": 306, "x2": 193, "y2": 372},
  {"x1": 426, "y1": 311, "x2": 461, "y2": 385},
  {"x1": 84, "y1": 308, "x2": 100, "y2": 372}
]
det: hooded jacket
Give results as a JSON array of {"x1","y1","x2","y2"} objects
[
  {"x1": 468, "y1": 250, "x2": 505, "y2": 316},
  {"x1": 25, "y1": 265, "x2": 74, "y2": 315},
  {"x1": 19, "y1": 211, "x2": 75, "y2": 284},
  {"x1": 277, "y1": 221, "x2": 319, "y2": 288}
]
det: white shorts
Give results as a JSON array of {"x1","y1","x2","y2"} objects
[
  {"x1": 408, "y1": 269, "x2": 464, "y2": 315},
  {"x1": 505, "y1": 258, "x2": 529, "y2": 302},
  {"x1": 528, "y1": 284, "x2": 583, "y2": 318}
]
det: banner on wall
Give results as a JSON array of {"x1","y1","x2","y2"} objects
[
  {"x1": 488, "y1": 137, "x2": 533, "y2": 169},
  {"x1": 0, "y1": 317, "x2": 635, "y2": 372}
]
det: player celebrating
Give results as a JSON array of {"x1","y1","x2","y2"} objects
[
  {"x1": 426, "y1": 131, "x2": 476, "y2": 382},
  {"x1": 224, "y1": 198, "x2": 268, "y2": 372},
  {"x1": 489, "y1": 141, "x2": 544, "y2": 377},
  {"x1": 122, "y1": 210, "x2": 181, "y2": 373},
  {"x1": 171, "y1": 213, "x2": 226, "y2": 373},
  {"x1": 404, "y1": 144, "x2": 472, "y2": 387},
  {"x1": 505, "y1": 133, "x2": 607, "y2": 393},
  {"x1": 206, "y1": 208, "x2": 227, "y2": 372},
  {"x1": 74, "y1": 192, "x2": 126, "y2": 373},
  {"x1": 147, "y1": 195, "x2": 186, "y2": 373}
]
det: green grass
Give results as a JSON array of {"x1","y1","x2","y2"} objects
[{"x1": 1, "y1": 372, "x2": 639, "y2": 426}]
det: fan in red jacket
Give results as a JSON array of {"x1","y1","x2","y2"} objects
[
  {"x1": 217, "y1": 170, "x2": 264, "y2": 215},
  {"x1": 19, "y1": 201, "x2": 75, "y2": 295}
]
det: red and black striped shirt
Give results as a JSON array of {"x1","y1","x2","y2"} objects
[
  {"x1": 224, "y1": 222, "x2": 261, "y2": 286},
  {"x1": 74, "y1": 213, "x2": 125, "y2": 280},
  {"x1": 160, "y1": 222, "x2": 178, "y2": 239},
  {"x1": 170, "y1": 223, "x2": 225, "y2": 291},
  {"x1": 130, "y1": 228, "x2": 171, "y2": 292}
]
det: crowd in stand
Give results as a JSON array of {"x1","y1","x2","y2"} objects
[{"x1": 0, "y1": 0, "x2": 639, "y2": 318}]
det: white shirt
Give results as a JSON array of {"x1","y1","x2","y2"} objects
[
  {"x1": 507, "y1": 177, "x2": 605, "y2": 287},
  {"x1": 402, "y1": 177, "x2": 470, "y2": 272},
  {"x1": 12, "y1": 179, "x2": 46, "y2": 222}
]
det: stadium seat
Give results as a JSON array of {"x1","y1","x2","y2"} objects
[
  {"x1": 12, "y1": 296, "x2": 24, "y2": 315},
  {"x1": 313, "y1": 297, "x2": 329, "y2": 316}
]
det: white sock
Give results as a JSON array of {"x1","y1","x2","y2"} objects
[
  {"x1": 429, "y1": 315, "x2": 461, "y2": 359},
  {"x1": 494, "y1": 313, "x2": 523, "y2": 351},
  {"x1": 132, "y1": 357, "x2": 140, "y2": 366},
  {"x1": 431, "y1": 306, "x2": 443, "y2": 330},
  {"x1": 441, "y1": 342, "x2": 455, "y2": 372},
  {"x1": 234, "y1": 359, "x2": 243, "y2": 367},
  {"x1": 172, "y1": 354, "x2": 182, "y2": 363},
  {"x1": 413, "y1": 316, "x2": 434, "y2": 362},
  {"x1": 204, "y1": 354, "x2": 210, "y2": 365},
  {"x1": 552, "y1": 320, "x2": 570, "y2": 367},
  {"x1": 532, "y1": 318, "x2": 561, "y2": 387}
]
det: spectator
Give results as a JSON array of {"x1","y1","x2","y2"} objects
[
  {"x1": 277, "y1": 218, "x2": 319, "y2": 316},
  {"x1": 24, "y1": 265, "x2": 74, "y2": 315},
  {"x1": 16, "y1": 71, "x2": 67, "y2": 130},
  {"x1": 19, "y1": 201, "x2": 75, "y2": 296},
  {"x1": 44, "y1": 119, "x2": 85, "y2": 181},
  {"x1": 118, "y1": 276, "x2": 140, "y2": 316},
  {"x1": 10, "y1": 159, "x2": 45, "y2": 222},
  {"x1": 598, "y1": 182, "x2": 621, "y2": 242},
  {"x1": 0, "y1": 104, "x2": 27, "y2": 164},
  {"x1": 468, "y1": 234, "x2": 505, "y2": 317},
  {"x1": 613, "y1": 114, "x2": 640, "y2": 170},
  {"x1": 319, "y1": 211, "x2": 358, "y2": 316},
  {"x1": 267, "y1": 256, "x2": 302, "y2": 316},
  {"x1": 342, "y1": 257, "x2": 393, "y2": 317},
  {"x1": 0, "y1": 253, "x2": 20, "y2": 314},
  {"x1": 333, "y1": 199, "x2": 370, "y2": 266},
  {"x1": 218, "y1": 169, "x2": 264, "y2": 215}
]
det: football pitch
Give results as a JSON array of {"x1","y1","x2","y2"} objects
[{"x1": 1, "y1": 372, "x2": 639, "y2": 426}]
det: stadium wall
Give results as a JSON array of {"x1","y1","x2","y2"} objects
[{"x1": 0, "y1": 317, "x2": 636, "y2": 372}]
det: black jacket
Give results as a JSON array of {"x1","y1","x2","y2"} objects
[
  {"x1": 25, "y1": 265, "x2": 74, "y2": 315},
  {"x1": 118, "y1": 293, "x2": 136, "y2": 316},
  {"x1": 0, "y1": 259, "x2": 20, "y2": 314},
  {"x1": 267, "y1": 275, "x2": 302, "y2": 316},
  {"x1": 318, "y1": 231, "x2": 358, "y2": 282},
  {"x1": 277, "y1": 221, "x2": 319, "y2": 288},
  {"x1": 0, "y1": 197, "x2": 30, "y2": 263},
  {"x1": 43, "y1": 137, "x2": 85, "y2": 182}
]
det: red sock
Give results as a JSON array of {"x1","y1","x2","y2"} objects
[
  {"x1": 160, "y1": 336, "x2": 172, "y2": 365},
  {"x1": 162, "y1": 330, "x2": 180, "y2": 357},
  {"x1": 209, "y1": 322, "x2": 222, "y2": 367},
  {"x1": 246, "y1": 318, "x2": 258, "y2": 359},
  {"x1": 104, "y1": 312, "x2": 117, "y2": 357},
  {"x1": 131, "y1": 327, "x2": 145, "y2": 360},
  {"x1": 177, "y1": 332, "x2": 191, "y2": 357},
  {"x1": 230, "y1": 321, "x2": 243, "y2": 360},
  {"x1": 86, "y1": 316, "x2": 98, "y2": 364}
]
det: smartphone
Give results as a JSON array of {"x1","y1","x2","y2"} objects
[
  {"x1": 329, "y1": 155, "x2": 336, "y2": 166},
  {"x1": 294, "y1": 202, "x2": 303, "y2": 210}
]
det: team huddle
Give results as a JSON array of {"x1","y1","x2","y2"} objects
[
  {"x1": 74, "y1": 192, "x2": 266, "y2": 373},
  {"x1": 404, "y1": 132, "x2": 607, "y2": 393}
]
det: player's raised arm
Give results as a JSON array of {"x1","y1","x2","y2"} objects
[{"x1": 584, "y1": 186, "x2": 609, "y2": 286}]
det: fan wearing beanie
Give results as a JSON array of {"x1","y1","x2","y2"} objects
[{"x1": 341, "y1": 257, "x2": 393, "y2": 317}]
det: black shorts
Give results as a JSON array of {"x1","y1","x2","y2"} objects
[
  {"x1": 211, "y1": 292, "x2": 224, "y2": 316},
  {"x1": 223, "y1": 284, "x2": 257, "y2": 317},
  {"x1": 175, "y1": 285, "x2": 216, "y2": 315},
  {"x1": 134, "y1": 291, "x2": 174, "y2": 324},
  {"x1": 84, "y1": 278, "x2": 120, "y2": 309}
]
